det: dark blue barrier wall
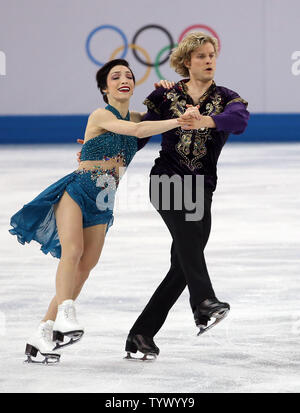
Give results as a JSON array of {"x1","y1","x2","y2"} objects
[
  {"x1": 0, "y1": 114, "x2": 300, "y2": 144},
  {"x1": 0, "y1": 115, "x2": 88, "y2": 144}
]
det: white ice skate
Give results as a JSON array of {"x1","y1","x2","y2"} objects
[
  {"x1": 25, "y1": 320, "x2": 60, "y2": 365},
  {"x1": 52, "y1": 299, "x2": 84, "y2": 350}
]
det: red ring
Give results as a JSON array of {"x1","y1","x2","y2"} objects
[{"x1": 178, "y1": 24, "x2": 221, "y2": 52}]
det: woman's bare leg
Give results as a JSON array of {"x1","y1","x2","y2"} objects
[
  {"x1": 42, "y1": 223, "x2": 107, "y2": 322},
  {"x1": 42, "y1": 297, "x2": 58, "y2": 322},
  {"x1": 72, "y1": 223, "x2": 107, "y2": 298},
  {"x1": 53, "y1": 191, "x2": 84, "y2": 304}
]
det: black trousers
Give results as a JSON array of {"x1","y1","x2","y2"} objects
[{"x1": 130, "y1": 178, "x2": 216, "y2": 337}]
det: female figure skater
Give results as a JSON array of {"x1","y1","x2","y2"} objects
[{"x1": 9, "y1": 59, "x2": 181, "y2": 364}]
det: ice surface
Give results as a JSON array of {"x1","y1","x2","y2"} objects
[{"x1": 0, "y1": 143, "x2": 299, "y2": 393}]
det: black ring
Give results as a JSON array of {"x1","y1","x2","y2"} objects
[{"x1": 131, "y1": 24, "x2": 175, "y2": 67}]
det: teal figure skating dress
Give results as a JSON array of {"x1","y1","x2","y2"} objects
[{"x1": 9, "y1": 105, "x2": 139, "y2": 259}]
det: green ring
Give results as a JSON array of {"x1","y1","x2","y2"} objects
[{"x1": 154, "y1": 43, "x2": 178, "y2": 80}]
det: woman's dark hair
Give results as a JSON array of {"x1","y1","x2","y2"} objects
[{"x1": 96, "y1": 59, "x2": 135, "y2": 103}]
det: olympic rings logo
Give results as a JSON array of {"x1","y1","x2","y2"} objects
[{"x1": 86, "y1": 24, "x2": 221, "y2": 85}]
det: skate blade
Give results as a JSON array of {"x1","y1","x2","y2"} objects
[
  {"x1": 24, "y1": 353, "x2": 60, "y2": 365},
  {"x1": 53, "y1": 330, "x2": 84, "y2": 350},
  {"x1": 124, "y1": 352, "x2": 157, "y2": 362},
  {"x1": 197, "y1": 308, "x2": 230, "y2": 336}
]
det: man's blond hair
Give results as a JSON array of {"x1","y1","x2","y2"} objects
[{"x1": 170, "y1": 32, "x2": 219, "y2": 77}]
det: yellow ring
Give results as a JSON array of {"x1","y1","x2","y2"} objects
[{"x1": 109, "y1": 43, "x2": 152, "y2": 86}]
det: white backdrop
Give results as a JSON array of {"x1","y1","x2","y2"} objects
[{"x1": 0, "y1": 0, "x2": 299, "y2": 114}]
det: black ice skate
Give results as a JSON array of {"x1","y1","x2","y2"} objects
[
  {"x1": 124, "y1": 334, "x2": 160, "y2": 361},
  {"x1": 194, "y1": 298, "x2": 230, "y2": 336}
]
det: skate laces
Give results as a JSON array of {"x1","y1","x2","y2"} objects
[
  {"x1": 39, "y1": 323, "x2": 53, "y2": 343},
  {"x1": 63, "y1": 304, "x2": 77, "y2": 323}
]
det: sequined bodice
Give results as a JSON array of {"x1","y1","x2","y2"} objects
[{"x1": 80, "y1": 105, "x2": 138, "y2": 166}]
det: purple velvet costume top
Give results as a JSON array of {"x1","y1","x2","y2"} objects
[{"x1": 142, "y1": 80, "x2": 250, "y2": 191}]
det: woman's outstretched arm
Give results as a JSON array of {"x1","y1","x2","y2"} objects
[{"x1": 88, "y1": 108, "x2": 178, "y2": 139}]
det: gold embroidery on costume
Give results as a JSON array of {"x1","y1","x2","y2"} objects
[
  {"x1": 166, "y1": 90, "x2": 187, "y2": 118},
  {"x1": 190, "y1": 129, "x2": 211, "y2": 170},
  {"x1": 174, "y1": 130, "x2": 192, "y2": 169},
  {"x1": 175, "y1": 128, "x2": 212, "y2": 171},
  {"x1": 143, "y1": 98, "x2": 161, "y2": 115},
  {"x1": 198, "y1": 86, "x2": 214, "y2": 106},
  {"x1": 173, "y1": 84, "x2": 221, "y2": 171},
  {"x1": 226, "y1": 97, "x2": 248, "y2": 107},
  {"x1": 209, "y1": 93, "x2": 223, "y2": 115},
  {"x1": 193, "y1": 130, "x2": 209, "y2": 157},
  {"x1": 176, "y1": 131, "x2": 193, "y2": 155},
  {"x1": 168, "y1": 81, "x2": 233, "y2": 171}
]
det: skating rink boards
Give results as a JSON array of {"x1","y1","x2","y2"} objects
[{"x1": 0, "y1": 143, "x2": 299, "y2": 393}]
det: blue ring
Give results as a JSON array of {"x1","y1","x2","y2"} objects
[{"x1": 86, "y1": 25, "x2": 128, "y2": 66}]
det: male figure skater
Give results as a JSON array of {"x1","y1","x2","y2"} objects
[{"x1": 125, "y1": 32, "x2": 249, "y2": 360}]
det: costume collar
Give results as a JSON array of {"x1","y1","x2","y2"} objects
[{"x1": 176, "y1": 79, "x2": 216, "y2": 104}]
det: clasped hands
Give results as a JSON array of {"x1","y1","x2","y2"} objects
[{"x1": 177, "y1": 105, "x2": 203, "y2": 130}]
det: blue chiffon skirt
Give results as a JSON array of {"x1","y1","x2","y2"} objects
[{"x1": 9, "y1": 169, "x2": 116, "y2": 259}]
